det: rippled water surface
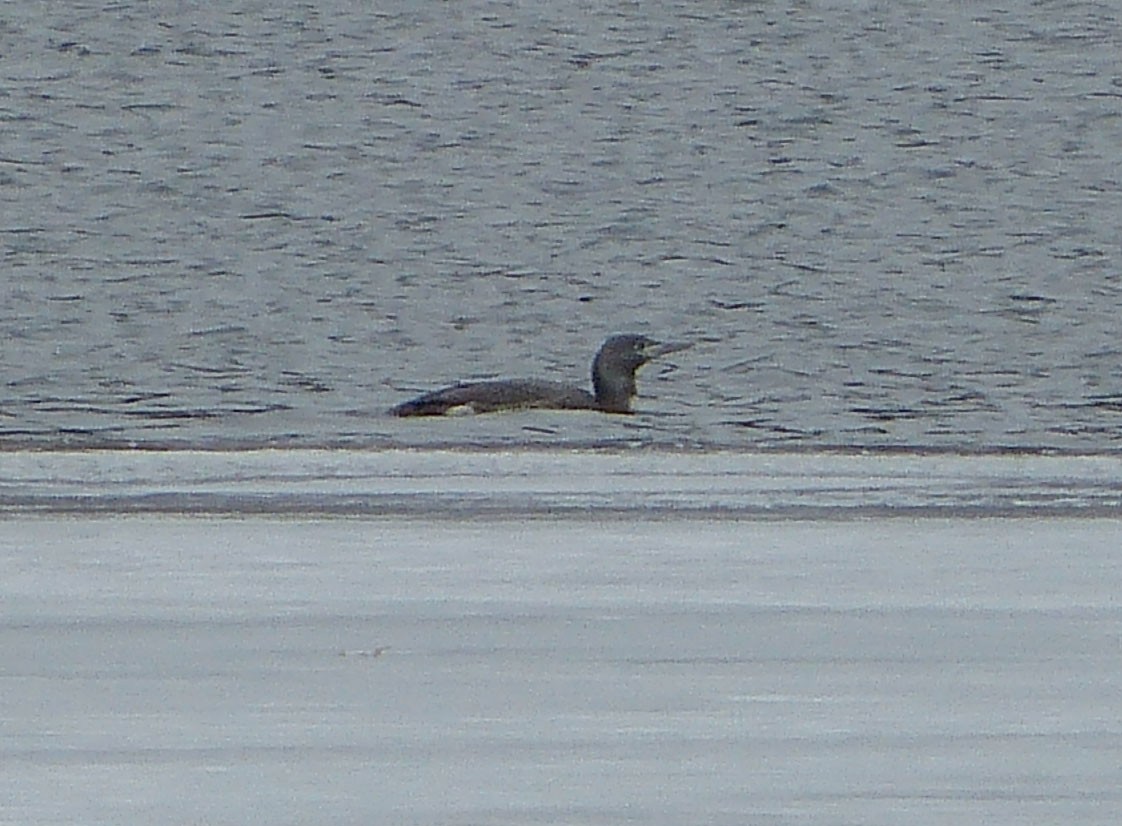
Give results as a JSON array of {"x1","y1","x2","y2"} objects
[{"x1": 3, "y1": 1, "x2": 1122, "y2": 450}]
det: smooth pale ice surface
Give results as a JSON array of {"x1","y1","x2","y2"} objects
[
  {"x1": 3, "y1": 450, "x2": 1122, "y2": 824},
  {"x1": 3, "y1": 514, "x2": 1122, "y2": 826},
  {"x1": 5, "y1": 447, "x2": 1122, "y2": 517}
]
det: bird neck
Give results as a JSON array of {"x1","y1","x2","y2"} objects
[{"x1": 592, "y1": 370, "x2": 636, "y2": 413}]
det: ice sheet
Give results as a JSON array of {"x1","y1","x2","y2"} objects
[
  {"x1": 4, "y1": 448, "x2": 1122, "y2": 517},
  {"x1": 2, "y1": 514, "x2": 1121, "y2": 825}
]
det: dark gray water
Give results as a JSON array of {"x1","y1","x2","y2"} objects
[{"x1": 4, "y1": 1, "x2": 1122, "y2": 451}]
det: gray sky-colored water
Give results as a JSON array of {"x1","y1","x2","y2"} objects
[{"x1": 3, "y1": 1, "x2": 1121, "y2": 450}]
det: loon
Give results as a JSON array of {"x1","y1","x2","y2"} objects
[{"x1": 390, "y1": 334, "x2": 687, "y2": 417}]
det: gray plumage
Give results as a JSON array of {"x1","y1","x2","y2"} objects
[{"x1": 390, "y1": 334, "x2": 687, "y2": 417}]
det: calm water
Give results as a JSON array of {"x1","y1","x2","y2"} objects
[{"x1": 4, "y1": 1, "x2": 1122, "y2": 451}]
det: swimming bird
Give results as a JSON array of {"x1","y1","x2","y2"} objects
[{"x1": 390, "y1": 334, "x2": 688, "y2": 417}]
